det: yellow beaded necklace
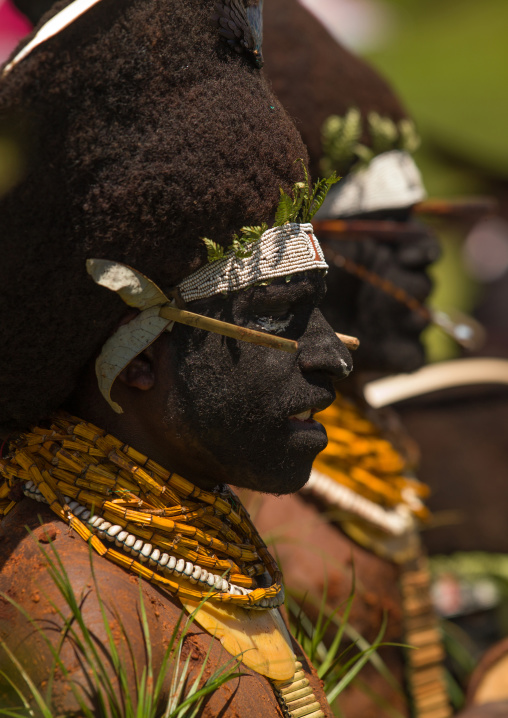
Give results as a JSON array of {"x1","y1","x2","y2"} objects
[
  {"x1": 0, "y1": 412, "x2": 333, "y2": 709},
  {"x1": 307, "y1": 393, "x2": 431, "y2": 564},
  {"x1": 313, "y1": 394, "x2": 429, "y2": 518},
  {"x1": 0, "y1": 411, "x2": 283, "y2": 610}
]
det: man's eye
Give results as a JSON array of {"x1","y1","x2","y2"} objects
[{"x1": 255, "y1": 312, "x2": 293, "y2": 334}]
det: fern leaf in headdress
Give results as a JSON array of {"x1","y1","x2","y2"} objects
[
  {"x1": 203, "y1": 160, "x2": 339, "y2": 262},
  {"x1": 273, "y1": 159, "x2": 340, "y2": 226},
  {"x1": 203, "y1": 224, "x2": 268, "y2": 263},
  {"x1": 320, "y1": 109, "x2": 421, "y2": 177}
]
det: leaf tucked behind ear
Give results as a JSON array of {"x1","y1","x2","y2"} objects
[
  {"x1": 95, "y1": 307, "x2": 173, "y2": 414},
  {"x1": 86, "y1": 259, "x2": 168, "y2": 310}
]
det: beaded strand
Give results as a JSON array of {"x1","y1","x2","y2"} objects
[{"x1": 20, "y1": 481, "x2": 281, "y2": 606}]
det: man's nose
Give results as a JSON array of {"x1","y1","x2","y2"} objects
[
  {"x1": 298, "y1": 308, "x2": 353, "y2": 380},
  {"x1": 397, "y1": 226, "x2": 442, "y2": 269}
]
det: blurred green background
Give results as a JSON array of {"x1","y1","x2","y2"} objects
[{"x1": 367, "y1": 0, "x2": 508, "y2": 189}]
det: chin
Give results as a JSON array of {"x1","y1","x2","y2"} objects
[
  {"x1": 228, "y1": 447, "x2": 322, "y2": 496},
  {"x1": 209, "y1": 419, "x2": 330, "y2": 495},
  {"x1": 261, "y1": 462, "x2": 316, "y2": 496}
]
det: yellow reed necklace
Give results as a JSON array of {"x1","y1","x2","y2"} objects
[
  {"x1": 306, "y1": 393, "x2": 431, "y2": 564},
  {"x1": 0, "y1": 411, "x2": 283, "y2": 610},
  {"x1": 312, "y1": 393, "x2": 429, "y2": 519},
  {"x1": 0, "y1": 412, "x2": 330, "y2": 714}
]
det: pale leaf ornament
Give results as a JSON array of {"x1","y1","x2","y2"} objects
[{"x1": 86, "y1": 259, "x2": 174, "y2": 413}]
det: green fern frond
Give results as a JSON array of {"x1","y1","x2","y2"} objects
[
  {"x1": 321, "y1": 108, "x2": 362, "y2": 176},
  {"x1": 321, "y1": 108, "x2": 422, "y2": 178},
  {"x1": 229, "y1": 238, "x2": 249, "y2": 259},
  {"x1": 297, "y1": 159, "x2": 311, "y2": 196},
  {"x1": 274, "y1": 160, "x2": 340, "y2": 226},
  {"x1": 292, "y1": 181, "x2": 308, "y2": 221},
  {"x1": 202, "y1": 238, "x2": 225, "y2": 263},
  {"x1": 341, "y1": 107, "x2": 363, "y2": 148},
  {"x1": 307, "y1": 172, "x2": 341, "y2": 220},
  {"x1": 274, "y1": 190, "x2": 294, "y2": 227},
  {"x1": 398, "y1": 119, "x2": 421, "y2": 154},
  {"x1": 203, "y1": 224, "x2": 268, "y2": 264},
  {"x1": 239, "y1": 224, "x2": 268, "y2": 243},
  {"x1": 368, "y1": 112, "x2": 399, "y2": 156}
]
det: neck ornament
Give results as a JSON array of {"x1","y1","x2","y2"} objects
[
  {"x1": 306, "y1": 394, "x2": 430, "y2": 562},
  {"x1": 0, "y1": 412, "x2": 284, "y2": 610}
]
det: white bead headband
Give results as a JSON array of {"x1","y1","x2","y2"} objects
[
  {"x1": 179, "y1": 222, "x2": 327, "y2": 302},
  {"x1": 87, "y1": 223, "x2": 328, "y2": 413},
  {"x1": 317, "y1": 150, "x2": 427, "y2": 219}
]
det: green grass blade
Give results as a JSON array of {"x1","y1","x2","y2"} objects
[
  {"x1": 326, "y1": 613, "x2": 388, "y2": 705},
  {"x1": 318, "y1": 564, "x2": 356, "y2": 679},
  {"x1": 0, "y1": 668, "x2": 35, "y2": 715},
  {"x1": 342, "y1": 622, "x2": 404, "y2": 695},
  {"x1": 171, "y1": 669, "x2": 245, "y2": 718},
  {"x1": 0, "y1": 643, "x2": 53, "y2": 718}
]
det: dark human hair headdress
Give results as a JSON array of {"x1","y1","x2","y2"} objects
[{"x1": 0, "y1": 0, "x2": 310, "y2": 430}]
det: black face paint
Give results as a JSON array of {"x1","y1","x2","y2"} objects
[
  {"x1": 160, "y1": 272, "x2": 352, "y2": 495},
  {"x1": 321, "y1": 226, "x2": 440, "y2": 373}
]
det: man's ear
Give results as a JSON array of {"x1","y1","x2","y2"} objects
[{"x1": 117, "y1": 347, "x2": 155, "y2": 391}]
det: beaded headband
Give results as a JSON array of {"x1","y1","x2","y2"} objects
[
  {"x1": 179, "y1": 222, "x2": 327, "y2": 302},
  {"x1": 317, "y1": 150, "x2": 426, "y2": 219},
  {"x1": 87, "y1": 223, "x2": 328, "y2": 413}
]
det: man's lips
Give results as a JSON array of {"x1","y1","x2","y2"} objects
[
  {"x1": 288, "y1": 397, "x2": 334, "y2": 425},
  {"x1": 289, "y1": 409, "x2": 315, "y2": 422},
  {"x1": 288, "y1": 410, "x2": 323, "y2": 430}
]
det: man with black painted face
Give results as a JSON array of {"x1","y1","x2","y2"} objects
[
  {"x1": 74, "y1": 272, "x2": 348, "y2": 497},
  {"x1": 0, "y1": 0, "x2": 351, "y2": 715},
  {"x1": 264, "y1": 0, "x2": 443, "y2": 377}
]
